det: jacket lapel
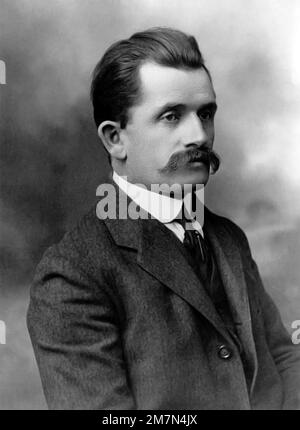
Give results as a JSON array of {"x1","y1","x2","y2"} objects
[
  {"x1": 101, "y1": 177, "x2": 257, "y2": 391},
  {"x1": 102, "y1": 179, "x2": 233, "y2": 345},
  {"x1": 137, "y1": 216, "x2": 233, "y2": 344},
  {"x1": 204, "y1": 209, "x2": 258, "y2": 393}
]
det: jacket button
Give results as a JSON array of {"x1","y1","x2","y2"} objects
[{"x1": 218, "y1": 345, "x2": 232, "y2": 360}]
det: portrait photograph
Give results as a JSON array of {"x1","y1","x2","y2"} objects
[{"x1": 0, "y1": 0, "x2": 299, "y2": 411}]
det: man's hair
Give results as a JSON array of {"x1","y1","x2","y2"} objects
[{"x1": 90, "y1": 27, "x2": 211, "y2": 164}]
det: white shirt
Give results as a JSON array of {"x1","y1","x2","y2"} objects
[{"x1": 112, "y1": 171, "x2": 204, "y2": 242}]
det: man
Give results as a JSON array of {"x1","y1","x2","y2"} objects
[{"x1": 27, "y1": 27, "x2": 300, "y2": 409}]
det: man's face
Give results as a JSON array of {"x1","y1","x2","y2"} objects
[{"x1": 120, "y1": 62, "x2": 217, "y2": 188}]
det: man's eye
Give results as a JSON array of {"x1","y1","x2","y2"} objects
[
  {"x1": 162, "y1": 112, "x2": 179, "y2": 122},
  {"x1": 199, "y1": 110, "x2": 213, "y2": 120}
]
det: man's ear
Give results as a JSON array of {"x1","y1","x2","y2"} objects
[{"x1": 97, "y1": 121, "x2": 127, "y2": 161}]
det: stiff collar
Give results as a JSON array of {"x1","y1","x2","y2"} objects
[{"x1": 112, "y1": 171, "x2": 204, "y2": 228}]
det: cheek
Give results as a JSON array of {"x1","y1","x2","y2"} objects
[
  {"x1": 126, "y1": 136, "x2": 156, "y2": 171},
  {"x1": 206, "y1": 123, "x2": 215, "y2": 139},
  {"x1": 126, "y1": 124, "x2": 176, "y2": 166},
  {"x1": 125, "y1": 130, "x2": 146, "y2": 158}
]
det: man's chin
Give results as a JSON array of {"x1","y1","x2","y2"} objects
[{"x1": 168, "y1": 168, "x2": 209, "y2": 187}]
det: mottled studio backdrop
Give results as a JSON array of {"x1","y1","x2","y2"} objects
[{"x1": 0, "y1": 0, "x2": 299, "y2": 409}]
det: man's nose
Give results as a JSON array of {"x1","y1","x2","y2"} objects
[{"x1": 183, "y1": 113, "x2": 208, "y2": 147}]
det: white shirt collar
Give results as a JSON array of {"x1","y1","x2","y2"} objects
[{"x1": 112, "y1": 171, "x2": 204, "y2": 228}]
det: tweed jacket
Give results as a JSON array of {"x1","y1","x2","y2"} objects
[{"x1": 27, "y1": 180, "x2": 300, "y2": 409}]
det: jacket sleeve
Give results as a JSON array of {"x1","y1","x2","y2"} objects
[
  {"x1": 233, "y1": 221, "x2": 300, "y2": 410},
  {"x1": 249, "y1": 257, "x2": 300, "y2": 409},
  {"x1": 27, "y1": 248, "x2": 136, "y2": 410}
]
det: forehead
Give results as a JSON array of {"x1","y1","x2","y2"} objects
[{"x1": 136, "y1": 62, "x2": 216, "y2": 112}]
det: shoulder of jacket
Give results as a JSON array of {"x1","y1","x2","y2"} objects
[
  {"x1": 35, "y1": 204, "x2": 113, "y2": 277},
  {"x1": 205, "y1": 206, "x2": 249, "y2": 246}
]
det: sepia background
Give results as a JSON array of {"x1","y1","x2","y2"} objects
[{"x1": 0, "y1": 0, "x2": 299, "y2": 409}]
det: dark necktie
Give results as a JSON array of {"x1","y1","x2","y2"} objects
[
  {"x1": 176, "y1": 210, "x2": 213, "y2": 288},
  {"x1": 184, "y1": 226, "x2": 207, "y2": 263},
  {"x1": 176, "y1": 210, "x2": 245, "y2": 359}
]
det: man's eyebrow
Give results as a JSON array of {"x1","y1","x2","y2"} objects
[
  {"x1": 199, "y1": 102, "x2": 218, "y2": 111},
  {"x1": 153, "y1": 101, "x2": 218, "y2": 118},
  {"x1": 153, "y1": 103, "x2": 185, "y2": 118}
]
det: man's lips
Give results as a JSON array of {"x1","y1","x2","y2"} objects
[
  {"x1": 188, "y1": 160, "x2": 208, "y2": 169},
  {"x1": 188, "y1": 154, "x2": 209, "y2": 165}
]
